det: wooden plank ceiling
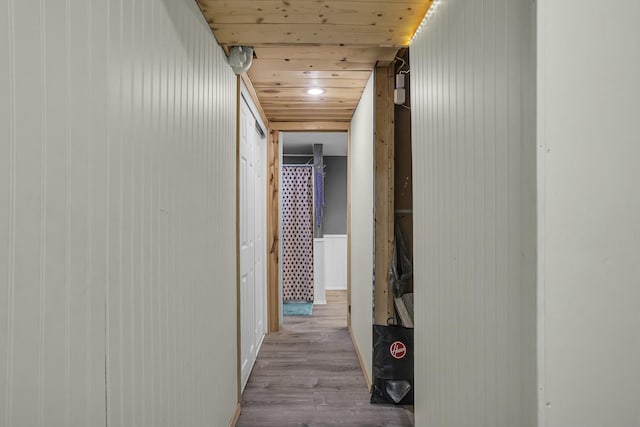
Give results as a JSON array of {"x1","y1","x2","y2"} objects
[{"x1": 196, "y1": 0, "x2": 432, "y2": 123}]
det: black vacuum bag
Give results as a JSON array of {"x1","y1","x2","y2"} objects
[{"x1": 370, "y1": 324, "x2": 414, "y2": 405}]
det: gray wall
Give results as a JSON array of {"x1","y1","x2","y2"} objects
[
  {"x1": 0, "y1": 0, "x2": 239, "y2": 425},
  {"x1": 411, "y1": 0, "x2": 537, "y2": 425},
  {"x1": 323, "y1": 156, "x2": 347, "y2": 235},
  {"x1": 282, "y1": 156, "x2": 347, "y2": 235}
]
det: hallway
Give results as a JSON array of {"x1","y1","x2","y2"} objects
[
  {"x1": 2, "y1": 1, "x2": 639, "y2": 426},
  {"x1": 237, "y1": 291, "x2": 413, "y2": 427}
]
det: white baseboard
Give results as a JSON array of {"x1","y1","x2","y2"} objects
[{"x1": 313, "y1": 299, "x2": 327, "y2": 305}]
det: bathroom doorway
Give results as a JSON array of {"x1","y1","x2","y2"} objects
[{"x1": 280, "y1": 132, "x2": 348, "y2": 319}]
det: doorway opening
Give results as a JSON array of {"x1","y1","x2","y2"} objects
[{"x1": 279, "y1": 131, "x2": 349, "y2": 327}]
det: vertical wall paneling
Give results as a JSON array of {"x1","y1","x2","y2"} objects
[
  {"x1": 323, "y1": 235, "x2": 348, "y2": 291},
  {"x1": 311, "y1": 234, "x2": 348, "y2": 304},
  {"x1": 349, "y1": 74, "x2": 375, "y2": 381},
  {"x1": 313, "y1": 238, "x2": 326, "y2": 304},
  {"x1": 410, "y1": 0, "x2": 537, "y2": 425},
  {"x1": 0, "y1": 0, "x2": 238, "y2": 425},
  {"x1": 538, "y1": 1, "x2": 640, "y2": 426}
]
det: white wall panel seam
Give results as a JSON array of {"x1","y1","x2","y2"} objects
[
  {"x1": 85, "y1": 1, "x2": 94, "y2": 422},
  {"x1": 37, "y1": 0, "x2": 47, "y2": 425},
  {"x1": 64, "y1": 1, "x2": 72, "y2": 425},
  {"x1": 5, "y1": 0, "x2": 17, "y2": 424},
  {"x1": 104, "y1": 0, "x2": 112, "y2": 424},
  {"x1": 536, "y1": 1, "x2": 548, "y2": 425}
]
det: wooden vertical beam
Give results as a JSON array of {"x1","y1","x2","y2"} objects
[
  {"x1": 267, "y1": 129, "x2": 280, "y2": 333},
  {"x1": 347, "y1": 130, "x2": 352, "y2": 328},
  {"x1": 269, "y1": 122, "x2": 350, "y2": 132},
  {"x1": 374, "y1": 65, "x2": 395, "y2": 325}
]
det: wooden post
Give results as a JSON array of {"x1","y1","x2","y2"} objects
[
  {"x1": 267, "y1": 129, "x2": 280, "y2": 333},
  {"x1": 347, "y1": 130, "x2": 352, "y2": 328},
  {"x1": 374, "y1": 65, "x2": 395, "y2": 325}
]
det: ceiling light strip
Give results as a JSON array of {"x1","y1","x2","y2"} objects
[{"x1": 410, "y1": 0, "x2": 442, "y2": 44}]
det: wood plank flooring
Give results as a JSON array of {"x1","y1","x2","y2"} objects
[{"x1": 236, "y1": 291, "x2": 413, "y2": 427}]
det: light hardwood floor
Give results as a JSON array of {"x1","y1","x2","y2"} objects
[{"x1": 236, "y1": 291, "x2": 413, "y2": 427}]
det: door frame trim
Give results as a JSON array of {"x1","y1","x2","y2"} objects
[
  {"x1": 266, "y1": 123, "x2": 353, "y2": 334},
  {"x1": 235, "y1": 76, "x2": 242, "y2": 403}
]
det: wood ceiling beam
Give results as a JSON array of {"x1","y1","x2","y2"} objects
[
  {"x1": 266, "y1": 115, "x2": 354, "y2": 120},
  {"x1": 253, "y1": 46, "x2": 398, "y2": 63},
  {"x1": 261, "y1": 104, "x2": 357, "y2": 110},
  {"x1": 269, "y1": 118, "x2": 353, "y2": 122},
  {"x1": 250, "y1": 58, "x2": 375, "y2": 72},
  {"x1": 199, "y1": 0, "x2": 427, "y2": 27},
  {"x1": 252, "y1": 79, "x2": 368, "y2": 89},
  {"x1": 248, "y1": 69, "x2": 372, "y2": 81},
  {"x1": 209, "y1": 23, "x2": 413, "y2": 47},
  {"x1": 265, "y1": 107, "x2": 355, "y2": 112},
  {"x1": 265, "y1": 113, "x2": 356, "y2": 120},
  {"x1": 256, "y1": 86, "x2": 364, "y2": 95},
  {"x1": 270, "y1": 122, "x2": 350, "y2": 131}
]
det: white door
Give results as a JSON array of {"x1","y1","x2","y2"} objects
[
  {"x1": 240, "y1": 96, "x2": 267, "y2": 391},
  {"x1": 240, "y1": 100, "x2": 256, "y2": 389},
  {"x1": 254, "y1": 130, "x2": 266, "y2": 344}
]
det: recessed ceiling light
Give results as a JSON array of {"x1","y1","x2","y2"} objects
[{"x1": 307, "y1": 88, "x2": 325, "y2": 96}]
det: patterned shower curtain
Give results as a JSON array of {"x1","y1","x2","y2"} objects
[{"x1": 282, "y1": 166, "x2": 314, "y2": 302}]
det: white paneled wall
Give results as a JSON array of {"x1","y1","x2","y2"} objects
[
  {"x1": 313, "y1": 239, "x2": 326, "y2": 304},
  {"x1": 0, "y1": 0, "x2": 238, "y2": 426},
  {"x1": 324, "y1": 235, "x2": 347, "y2": 291},
  {"x1": 538, "y1": 2, "x2": 640, "y2": 426},
  {"x1": 349, "y1": 74, "x2": 374, "y2": 381},
  {"x1": 411, "y1": 0, "x2": 537, "y2": 426},
  {"x1": 313, "y1": 235, "x2": 347, "y2": 305}
]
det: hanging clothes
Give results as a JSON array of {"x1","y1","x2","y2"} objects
[
  {"x1": 282, "y1": 166, "x2": 314, "y2": 302},
  {"x1": 314, "y1": 168, "x2": 325, "y2": 233}
]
